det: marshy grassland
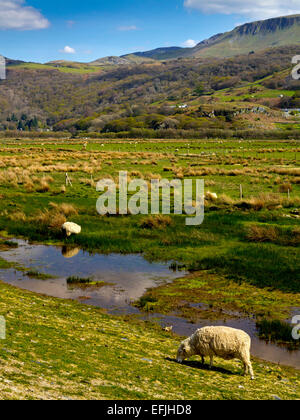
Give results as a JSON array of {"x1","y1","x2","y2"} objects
[
  {"x1": 0, "y1": 137, "x2": 299, "y2": 399},
  {"x1": 1, "y1": 279, "x2": 300, "y2": 400}
]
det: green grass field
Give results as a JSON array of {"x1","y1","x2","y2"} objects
[{"x1": 0, "y1": 137, "x2": 299, "y2": 399}]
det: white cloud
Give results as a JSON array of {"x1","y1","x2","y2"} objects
[
  {"x1": 182, "y1": 39, "x2": 199, "y2": 47},
  {"x1": 118, "y1": 25, "x2": 138, "y2": 31},
  {"x1": 0, "y1": 0, "x2": 49, "y2": 30},
  {"x1": 60, "y1": 46, "x2": 76, "y2": 54},
  {"x1": 184, "y1": 0, "x2": 300, "y2": 20}
]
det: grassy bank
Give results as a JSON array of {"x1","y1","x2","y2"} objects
[
  {"x1": 0, "y1": 280, "x2": 300, "y2": 400},
  {"x1": 135, "y1": 271, "x2": 300, "y2": 322}
]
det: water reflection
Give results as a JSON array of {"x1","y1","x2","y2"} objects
[
  {"x1": 0, "y1": 239, "x2": 183, "y2": 310},
  {"x1": 61, "y1": 246, "x2": 80, "y2": 259}
]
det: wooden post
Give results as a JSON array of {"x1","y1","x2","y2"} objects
[
  {"x1": 240, "y1": 184, "x2": 243, "y2": 200},
  {"x1": 66, "y1": 173, "x2": 72, "y2": 187}
]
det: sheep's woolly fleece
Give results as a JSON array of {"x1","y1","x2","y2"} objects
[{"x1": 177, "y1": 326, "x2": 254, "y2": 379}]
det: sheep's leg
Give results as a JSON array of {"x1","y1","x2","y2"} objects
[
  {"x1": 242, "y1": 361, "x2": 248, "y2": 376},
  {"x1": 201, "y1": 356, "x2": 205, "y2": 365},
  {"x1": 209, "y1": 356, "x2": 214, "y2": 370},
  {"x1": 248, "y1": 361, "x2": 255, "y2": 380},
  {"x1": 242, "y1": 356, "x2": 255, "y2": 380}
]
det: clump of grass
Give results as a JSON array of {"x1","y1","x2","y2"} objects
[
  {"x1": 279, "y1": 183, "x2": 293, "y2": 193},
  {"x1": 283, "y1": 196, "x2": 300, "y2": 208},
  {"x1": 43, "y1": 175, "x2": 54, "y2": 184},
  {"x1": 246, "y1": 225, "x2": 300, "y2": 247},
  {"x1": 272, "y1": 167, "x2": 300, "y2": 176},
  {"x1": 292, "y1": 177, "x2": 300, "y2": 185},
  {"x1": 217, "y1": 194, "x2": 235, "y2": 206},
  {"x1": 0, "y1": 239, "x2": 18, "y2": 250},
  {"x1": 140, "y1": 215, "x2": 173, "y2": 229},
  {"x1": 67, "y1": 276, "x2": 93, "y2": 285},
  {"x1": 169, "y1": 262, "x2": 187, "y2": 271},
  {"x1": 49, "y1": 202, "x2": 78, "y2": 217},
  {"x1": 274, "y1": 176, "x2": 282, "y2": 185},
  {"x1": 34, "y1": 175, "x2": 55, "y2": 193},
  {"x1": 135, "y1": 295, "x2": 158, "y2": 311},
  {"x1": 36, "y1": 179, "x2": 50, "y2": 193},
  {"x1": 24, "y1": 180, "x2": 34, "y2": 192},
  {"x1": 33, "y1": 210, "x2": 66, "y2": 231},
  {"x1": 246, "y1": 225, "x2": 278, "y2": 243},
  {"x1": 289, "y1": 227, "x2": 300, "y2": 246},
  {"x1": 25, "y1": 270, "x2": 54, "y2": 280},
  {"x1": 237, "y1": 194, "x2": 283, "y2": 211},
  {"x1": 8, "y1": 211, "x2": 27, "y2": 222},
  {"x1": 145, "y1": 173, "x2": 162, "y2": 181},
  {"x1": 66, "y1": 276, "x2": 106, "y2": 288},
  {"x1": 79, "y1": 178, "x2": 95, "y2": 187},
  {"x1": 237, "y1": 197, "x2": 265, "y2": 211},
  {"x1": 3, "y1": 240, "x2": 18, "y2": 248}
]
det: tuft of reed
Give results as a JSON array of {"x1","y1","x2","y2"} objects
[
  {"x1": 66, "y1": 276, "x2": 92, "y2": 285},
  {"x1": 140, "y1": 215, "x2": 173, "y2": 229},
  {"x1": 279, "y1": 183, "x2": 293, "y2": 193},
  {"x1": 33, "y1": 210, "x2": 66, "y2": 231},
  {"x1": 246, "y1": 225, "x2": 278, "y2": 243},
  {"x1": 49, "y1": 202, "x2": 78, "y2": 217},
  {"x1": 246, "y1": 224, "x2": 300, "y2": 246}
]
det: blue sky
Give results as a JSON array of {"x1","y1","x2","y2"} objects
[{"x1": 0, "y1": 0, "x2": 299, "y2": 63}]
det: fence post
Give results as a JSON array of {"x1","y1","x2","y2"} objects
[{"x1": 66, "y1": 173, "x2": 72, "y2": 187}]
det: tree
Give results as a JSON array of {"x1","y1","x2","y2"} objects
[
  {"x1": 17, "y1": 121, "x2": 24, "y2": 131},
  {"x1": 194, "y1": 83, "x2": 205, "y2": 96}
]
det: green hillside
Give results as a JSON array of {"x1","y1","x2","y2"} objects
[
  {"x1": 128, "y1": 14, "x2": 300, "y2": 61},
  {"x1": 124, "y1": 47, "x2": 190, "y2": 61},
  {"x1": 193, "y1": 15, "x2": 300, "y2": 58}
]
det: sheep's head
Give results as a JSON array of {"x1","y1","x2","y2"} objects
[{"x1": 177, "y1": 339, "x2": 192, "y2": 363}]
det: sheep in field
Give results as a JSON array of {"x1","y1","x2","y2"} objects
[
  {"x1": 177, "y1": 326, "x2": 255, "y2": 379},
  {"x1": 205, "y1": 191, "x2": 218, "y2": 201},
  {"x1": 62, "y1": 222, "x2": 81, "y2": 237}
]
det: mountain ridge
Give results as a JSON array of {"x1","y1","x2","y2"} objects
[{"x1": 126, "y1": 14, "x2": 300, "y2": 61}]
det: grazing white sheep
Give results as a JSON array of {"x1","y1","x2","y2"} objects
[
  {"x1": 205, "y1": 191, "x2": 218, "y2": 201},
  {"x1": 62, "y1": 222, "x2": 81, "y2": 237},
  {"x1": 177, "y1": 326, "x2": 255, "y2": 379}
]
